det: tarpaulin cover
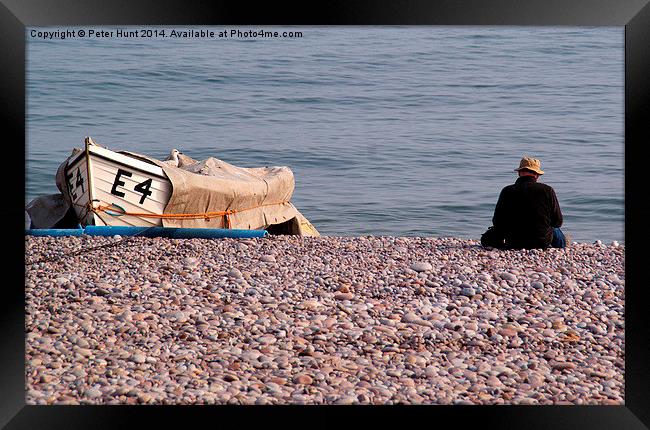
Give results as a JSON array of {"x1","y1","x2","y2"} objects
[
  {"x1": 25, "y1": 152, "x2": 82, "y2": 229},
  {"x1": 122, "y1": 150, "x2": 319, "y2": 236}
]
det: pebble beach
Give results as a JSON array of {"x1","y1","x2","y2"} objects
[{"x1": 25, "y1": 235, "x2": 625, "y2": 405}]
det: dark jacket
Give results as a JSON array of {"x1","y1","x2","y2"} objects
[{"x1": 492, "y1": 176, "x2": 563, "y2": 249}]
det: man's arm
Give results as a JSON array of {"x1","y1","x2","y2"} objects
[
  {"x1": 492, "y1": 188, "x2": 508, "y2": 229},
  {"x1": 549, "y1": 188, "x2": 563, "y2": 228}
]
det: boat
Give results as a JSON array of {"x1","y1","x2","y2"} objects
[
  {"x1": 27, "y1": 137, "x2": 320, "y2": 236},
  {"x1": 63, "y1": 138, "x2": 173, "y2": 228}
]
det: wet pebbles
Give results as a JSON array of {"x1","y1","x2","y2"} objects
[{"x1": 25, "y1": 235, "x2": 625, "y2": 405}]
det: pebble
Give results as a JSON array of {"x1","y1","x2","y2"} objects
[
  {"x1": 334, "y1": 292, "x2": 354, "y2": 301},
  {"x1": 228, "y1": 268, "x2": 243, "y2": 279},
  {"x1": 498, "y1": 328, "x2": 517, "y2": 337},
  {"x1": 402, "y1": 313, "x2": 431, "y2": 327},
  {"x1": 130, "y1": 354, "x2": 146, "y2": 364},
  {"x1": 84, "y1": 388, "x2": 102, "y2": 399},
  {"x1": 478, "y1": 310, "x2": 499, "y2": 321},
  {"x1": 293, "y1": 374, "x2": 313, "y2": 385},
  {"x1": 260, "y1": 255, "x2": 276, "y2": 263},
  {"x1": 24, "y1": 235, "x2": 624, "y2": 405},
  {"x1": 183, "y1": 257, "x2": 198, "y2": 267},
  {"x1": 410, "y1": 262, "x2": 432, "y2": 272},
  {"x1": 527, "y1": 373, "x2": 544, "y2": 388},
  {"x1": 551, "y1": 361, "x2": 577, "y2": 371},
  {"x1": 460, "y1": 286, "x2": 476, "y2": 297},
  {"x1": 499, "y1": 272, "x2": 518, "y2": 283}
]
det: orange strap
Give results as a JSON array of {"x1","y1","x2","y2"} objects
[{"x1": 94, "y1": 201, "x2": 290, "y2": 229}]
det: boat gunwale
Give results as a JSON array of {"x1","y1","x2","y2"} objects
[{"x1": 64, "y1": 144, "x2": 169, "y2": 181}]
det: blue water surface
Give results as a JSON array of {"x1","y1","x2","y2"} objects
[{"x1": 26, "y1": 27, "x2": 624, "y2": 242}]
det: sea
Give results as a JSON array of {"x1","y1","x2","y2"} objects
[{"x1": 26, "y1": 27, "x2": 624, "y2": 243}]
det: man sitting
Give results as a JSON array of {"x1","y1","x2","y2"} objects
[{"x1": 484, "y1": 156, "x2": 567, "y2": 249}]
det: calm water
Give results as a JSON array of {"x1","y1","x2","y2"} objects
[{"x1": 26, "y1": 27, "x2": 624, "y2": 242}]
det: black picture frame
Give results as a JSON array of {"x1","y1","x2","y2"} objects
[{"x1": 2, "y1": 0, "x2": 648, "y2": 428}]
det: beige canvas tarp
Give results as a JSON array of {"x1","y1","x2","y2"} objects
[{"x1": 122, "y1": 150, "x2": 319, "y2": 236}]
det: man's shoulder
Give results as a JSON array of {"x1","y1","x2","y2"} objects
[
  {"x1": 506, "y1": 180, "x2": 557, "y2": 195},
  {"x1": 535, "y1": 182, "x2": 557, "y2": 193},
  {"x1": 501, "y1": 183, "x2": 516, "y2": 193}
]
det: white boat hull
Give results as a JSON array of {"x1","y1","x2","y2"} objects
[{"x1": 64, "y1": 143, "x2": 172, "y2": 227}]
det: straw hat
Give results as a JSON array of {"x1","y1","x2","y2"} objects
[{"x1": 514, "y1": 156, "x2": 544, "y2": 175}]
